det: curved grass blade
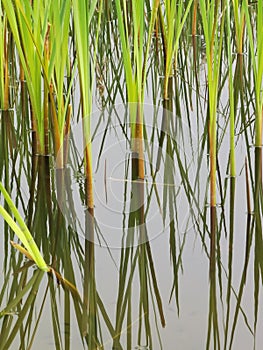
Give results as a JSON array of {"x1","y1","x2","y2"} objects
[{"x1": 0, "y1": 182, "x2": 49, "y2": 271}]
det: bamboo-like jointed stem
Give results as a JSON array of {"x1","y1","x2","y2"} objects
[
  {"x1": 3, "y1": 23, "x2": 9, "y2": 110},
  {"x1": 192, "y1": 0, "x2": 198, "y2": 36},
  {"x1": 84, "y1": 144, "x2": 94, "y2": 210},
  {"x1": 200, "y1": 0, "x2": 224, "y2": 208},
  {"x1": 63, "y1": 104, "x2": 72, "y2": 167},
  {"x1": 135, "y1": 103, "x2": 145, "y2": 180},
  {"x1": 209, "y1": 119, "x2": 217, "y2": 207}
]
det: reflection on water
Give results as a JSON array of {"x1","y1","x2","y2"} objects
[
  {"x1": 56, "y1": 104, "x2": 194, "y2": 249},
  {"x1": 1, "y1": 101, "x2": 263, "y2": 349}
]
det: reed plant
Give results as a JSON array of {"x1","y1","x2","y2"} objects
[
  {"x1": 2, "y1": 0, "x2": 51, "y2": 155},
  {"x1": 232, "y1": 0, "x2": 245, "y2": 56},
  {"x1": 2, "y1": 0, "x2": 74, "y2": 161},
  {"x1": 224, "y1": 4, "x2": 236, "y2": 348},
  {"x1": 3, "y1": 0, "x2": 74, "y2": 230},
  {"x1": 231, "y1": 0, "x2": 245, "y2": 143},
  {"x1": 243, "y1": 0, "x2": 263, "y2": 150},
  {"x1": 199, "y1": 1, "x2": 224, "y2": 347},
  {"x1": 115, "y1": 0, "x2": 159, "y2": 180},
  {"x1": 0, "y1": 3, "x2": 8, "y2": 111},
  {"x1": 72, "y1": 0, "x2": 102, "y2": 212},
  {"x1": 227, "y1": 3, "x2": 236, "y2": 178},
  {"x1": 158, "y1": 0, "x2": 194, "y2": 100},
  {"x1": 156, "y1": 0, "x2": 193, "y2": 171},
  {"x1": 72, "y1": 0, "x2": 103, "y2": 344},
  {"x1": 244, "y1": 0, "x2": 263, "y2": 338},
  {"x1": 199, "y1": 0, "x2": 225, "y2": 209},
  {"x1": 47, "y1": 0, "x2": 72, "y2": 166}
]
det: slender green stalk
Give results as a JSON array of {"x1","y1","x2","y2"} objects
[
  {"x1": 243, "y1": 0, "x2": 263, "y2": 338},
  {"x1": 2, "y1": 0, "x2": 72, "y2": 159},
  {"x1": 232, "y1": 1, "x2": 245, "y2": 146},
  {"x1": 227, "y1": 2, "x2": 236, "y2": 177},
  {"x1": 232, "y1": 0, "x2": 245, "y2": 55},
  {"x1": 115, "y1": 0, "x2": 159, "y2": 179},
  {"x1": 43, "y1": 24, "x2": 50, "y2": 156},
  {"x1": 72, "y1": 1, "x2": 103, "y2": 343},
  {"x1": 199, "y1": 2, "x2": 224, "y2": 347},
  {"x1": 160, "y1": 0, "x2": 194, "y2": 100},
  {"x1": 72, "y1": 0, "x2": 102, "y2": 209},
  {"x1": 243, "y1": 0, "x2": 263, "y2": 148},
  {"x1": 0, "y1": 3, "x2": 4, "y2": 109},
  {"x1": 224, "y1": 6, "x2": 237, "y2": 347},
  {"x1": 48, "y1": 0, "x2": 72, "y2": 165},
  {"x1": 0, "y1": 4, "x2": 8, "y2": 110},
  {"x1": 2, "y1": 0, "x2": 50, "y2": 154},
  {"x1": 199, "y1": 0, "x2": 225, "y2": 208}
]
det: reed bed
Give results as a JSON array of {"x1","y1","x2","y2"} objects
[
  {"x1": 0, "y1": 0, "x2": 261, "y2": 208},
  {"x1": 0, "y1": 0, "x2": 263, "y2": 349},
  {"x1": 0, "y1": 2, "x2": 8, "y2": 111}
]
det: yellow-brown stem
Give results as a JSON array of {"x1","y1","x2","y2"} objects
[
  {"x1": 19, "y1": 60, "x2": 24, "y2": 82},
  {"x1": 163, "y1": 72, "x2": 169, "y2": 101},
  {"x1": 237, "y1": 13, "x2": 245, "y2": 55},
  {"x1": 210, "y1": 157, "x2": 216, "y2": 207},
  {"x1": 155, "y1": 18, "x2": 159, "y2": 58},
  {"x1": 30, "y1": 107, "x2": 40, "y2": 155},
  {"x1": 19, "y1": 60, "x2": 25, "y2": 106},
  {"x1": 210, "y1": 206, "x2": 216, "y2": 278},
  {"x1": 255, "y1": 105, "x2": 263, "y2": 148},
  {"x1": 192, "y1": 0, "x2": 198, "y2": 36},
  {"x1": 84, "y1": 145, "x2": 94, "y2": 210},
  {"x1": 44, "y1": 82, "x2": 49, "y2": 155},
  {"x1": 49, "y1": 83, "x2": 61, "y2": 164},
  {"x1": 3, "y1": 25, "x2": 9, "y2": 110},
  {"x1": 209, "y1": 119, "x2": 217, "y2": 207},
  {"x1": 63, "y1": 104, "x2": 72, "y2": 167},
  {"x1": 135, "y1": 104, "x2": 144, "y2": 180},
  {"x1": 245, "y1": 159, "x2": 251, "y2": 215}
]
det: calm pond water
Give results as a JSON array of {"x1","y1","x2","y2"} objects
[
  {"x1": 1, "y1": 2, "x2": 263, "y2": 349},
  {"x1": 1, "y1": 96, "x2": 263, "y2": 349}
]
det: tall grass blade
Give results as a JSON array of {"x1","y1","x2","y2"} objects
[{"x1": 0, "y1": 182, "x2": 49, "y2": 271}]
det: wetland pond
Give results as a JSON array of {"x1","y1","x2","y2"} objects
[{"x1": 0, "y1": 1, "x2": 263, "y2": 349}]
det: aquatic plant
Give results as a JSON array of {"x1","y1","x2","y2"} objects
[
  {"x1": 47, "y1": 0, "x2": 72, "y2": 166},
  {"x1": 159, "y1": 0, "x2": 194, "y2": 100},
  {"x1": 0, "y1": 182, "x2": 49, "y2": 271},
  {"x1": 2, "y1": 0, "x2": 50, "y2": 155},
  {"x1": 0, "y1": 0, "x2": 263, "y2": 348},
  {"x1": 199, "y1": 0, "x2": 225, "y2": 347},
  {"x1": 115, "y1": 0, "x2": 160, "y2": 179},
  {"x1": 0, "y1": 3, "x2": 8, "y2": 111},
  {"x1": 199, "y1": 0, "x2": 224, "y2": 209},
  {"x1": 227, "y1": 2, "x2": 236, "y2": 178},
  {"x1": 72, "y1": 0, "x2": 102, "y2": 212},
  {"x1": 244, "y1": 0, "x2": 263, "y2": 150}
]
